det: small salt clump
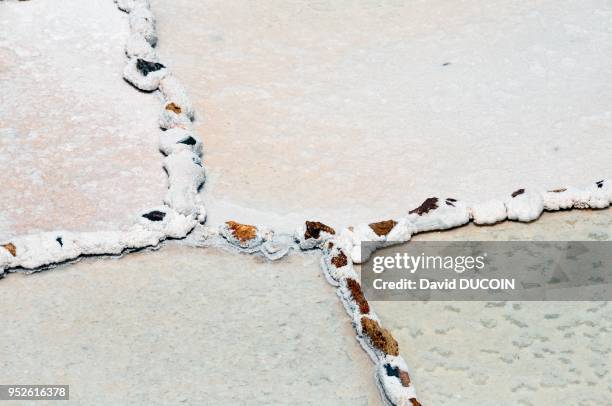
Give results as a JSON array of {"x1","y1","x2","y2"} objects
[
  {"x1": 123, "y1": 58, "x2": 167, "y2": 91},
  {"x1": 163, "y1": 150, "x2": 206, "y2": 221},
  {"x1": 159, "y1": 102, "x2": 193, "y2": 130},
  {"x1": 138, "y1": 206, "x2": 197, "y2": 238},
  {"x1": 220, "y1": 221, "x2": 263, "y2": 250},
  {"x1": 407, "y1": 197, "x2": 470, "y2": 233},
  {"x1": 159, "y1": 128, "x2": 203, "y2": 157},
  {"x1": 129, "y1": 4, "x2": 157, "y2": 46},
  {"x1": 159, "y1": 75, "x2": 195, "y2": 120},
  {"x1": 294, "y1": 220, "x2": 335, "y2": 250},
  {"x1": 375, "y1": 356, "x2": 419, "y2": 406},
  {"x1": 506, "y1": 188, "x2": 544, "y2": 222},
  {"x1": 125, "y1": 33, "x2": 158, "y2": 61},
  {"x1": 470, "y1": 199, "x2": 507, "y2": 225}
]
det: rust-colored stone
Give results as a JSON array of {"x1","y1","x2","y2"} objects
[
  {"x1": 399, "y1": 370, "x2": 411, "y2": 387},
  {"x1": 225, "y1": 221, "x2": 257, "y2": 242},
  {"x1": 165, "y1": 102, "x2": 182, "y2": 114},
  {"x1": 368, "y1": 220, "x2": 397, "y2": 237},
  {"x1": 361, "y1": 317, "x2": 399, "y2": 356},
  {"x1": 409, "y1": 197, "x2": 438, "y2": 216},
  {"x1": 409, "y1": 398, "x2": 422, "y2": 406},
  {"x1": 346, "y1": 278, "x2": 370, "y2": 314},
  {"x1": 304, "y1": 221, "x2": 335, "y2": 239},
  {"x1": 511, "y1": 188, "x2": 525, "y2": 198},
  {"x1": 548, "y1": 188, "x2": 567, "y2": 193},
  {"x1": 331, "y1": 251, "x2": 347, "y2": 268},
  {"x1": 2, "y1": 243, "x2": 16, "y2": 257}
]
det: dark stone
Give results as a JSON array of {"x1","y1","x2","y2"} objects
[
  {"x1": 384, "y1": 363, "x2": 400, "y2": 378},
  {"x1": 142, "y1": 210, "x2": 166, "y2": 222},
  {"x1": 179, "y1": 136, "x2": 197, "y2": 146},
  {"x1": 511, "y1": 188, "x2": 525, "y2": 198},
  {"x1": 596, "y1": 180, "x2": 604, "y2": 188},
  {"x1": 136, "y1": 58, "x2": 165, "y2": 76},
  {"x1": 409, "y1": 197, "x2": 439, "y2": 216},
  {"x1": 304, "y1": 221, "x2": 335, "y2": 240},
  {"x1": 331, "y1": 251, "x2": 348, "y2": 268}
]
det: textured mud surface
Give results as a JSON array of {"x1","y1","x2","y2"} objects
[
  {"x1": 0, "y1": 0, "x2": 165, "y2": 239},
  {"x1": 0, "y1": 246, "x2": 380, "y2": 405},
  {"x1": 372, "y1": 210, "x2": 612, "y2": 405},
  {"x1": 152, "y1": 0, "x2": 611, "y2": 230}
]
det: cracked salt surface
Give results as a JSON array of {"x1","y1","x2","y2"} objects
[
  {"x1": 151, "y1": 0, "x2": 611, "y2": 231},
  {"x1": 0, "y1": 0, "x2": 165, "y2": 239}
]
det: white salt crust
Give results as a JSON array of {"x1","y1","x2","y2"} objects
[
  {"x1": 128, "y1": 4, "x2": 157, "y2": 46},
  {"x1": 318, "y1": 239, "x2": 422, "y2": 405},
  {"x1": 506, "y1": 189, "x2": 544, "y2": 222},
  {"x1": 3, "y1": 1, "x2": 611, "y2": 404},
  {"x1": 159, "y1": 103, "x2": 193, "y2": 130},
  {"x1": 470, "y1": 199, "x2": 508, "y2": 225},
  {"x1": 159, "y1": 75, "x2": 195, "y2": 120},
  {"x1": 159, "y1": 128, "x2": 203, "y2": 157},
  {"x1": 293, "y1": 222, "x2": 336, "y2": 250},
  {"x1": 125, "y1": 33, "x2": 158, "y2": 61},
  {"x1": 163, "y1": 150, "x2": 206, "y2": 221}
]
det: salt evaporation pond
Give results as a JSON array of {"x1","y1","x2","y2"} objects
[{"x1": 152, "y1": 0, "x2": 612, "y2": 231}]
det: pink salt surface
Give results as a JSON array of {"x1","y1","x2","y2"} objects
[
  {"x1": 0, "y1": 0, "x2": 165, "y2": 239},
  {"x1": 152, "y1": 0, "x2": 611, "y2": 231}
]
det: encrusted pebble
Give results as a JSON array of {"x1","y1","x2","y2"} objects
[
  {"x1": 409, "y1": 197, "x2": 438, "y2": 216},
  {"x1": 125, "y1": 33, "x2": 158, "y2": 61},
  {"x1": 123, "y1": 57, "x2": 167, "y2": 91},
  {"x1": 159, "y1": 128, "x2": 203, "y2": 156},
  {"x1": 221, "y1": 221, "x2": 263, "y2": 249},
  {"x1": 368, "y1": 220, "x2": 397, "y2": 237},
  {"x1": 506, "y1": 188, "x2": 544, "y2": 222},
  {"x1": 159, "y1": 75, "x2": 195, "y2": 120},
  {"x1": 361, "y1": 317, "x2": 399, "y2": 356},
  {"x1": 346, "y1": 278, "x2": 370, "y2": 314},
  {"x1": 2, "y1": 243, "x2": 16, "y2": 257}
]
